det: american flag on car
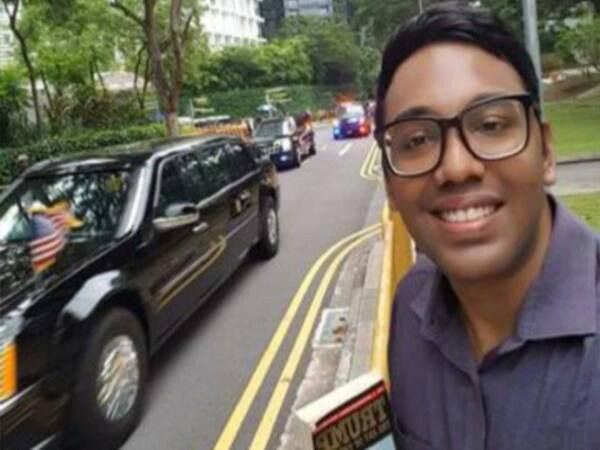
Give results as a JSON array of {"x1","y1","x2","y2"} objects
[{"x1": 28, "y1": 202, "x2": 83, "y2": 274}]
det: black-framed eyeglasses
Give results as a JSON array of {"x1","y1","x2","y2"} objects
[{"x1": 375, "y1": 93, "x2": 537, "y2": 177}]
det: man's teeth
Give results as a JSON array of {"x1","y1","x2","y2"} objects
[{"x1": 439, "y1": 206, "x2": 496, "y2": 223}]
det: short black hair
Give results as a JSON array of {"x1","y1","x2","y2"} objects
[{"x1": 375, "y1": 2, "x2": 539, "y2": 136}]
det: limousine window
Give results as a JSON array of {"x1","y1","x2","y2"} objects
[
  {"x1": 179, "y1": 152, "x2": 211, "y2": 203},
  {"x1": 227, "y1": 143, "x2": 256, "y2": 180},
  {"x1": 198, "y1": 145, "x2": 232, "y2": 195},
  {"x1": 0, "y1": 171, "x2": 131, "y2": 243},
  {"x1": 157, "y1": 159, "x2": 189, "y2": 216}
]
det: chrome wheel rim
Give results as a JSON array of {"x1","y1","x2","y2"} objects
[
  {"x1": 267, "y1": 208, "x2": 278, "y2": 245},
  {"x1": 96, "y1": 335, "x2": 140, "y2": 422}
]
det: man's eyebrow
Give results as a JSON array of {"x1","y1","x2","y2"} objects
[
  {"x1": 390, "y1": 106, "x2": 436, "y2": 122},
  {"x1": 389, "y1": 91, "x2": 520, "y2": 122}
]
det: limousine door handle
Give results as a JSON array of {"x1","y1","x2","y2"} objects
[{"x1": 193, "y1": 222, "x2": 209, "y2": 234}]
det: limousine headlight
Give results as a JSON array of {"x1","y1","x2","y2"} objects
[{"x1": 0, "y1": 311, "x2": 23, "y2": 402}]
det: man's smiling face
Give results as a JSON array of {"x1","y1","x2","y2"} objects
[{"x1": 384, "y1": 42, "x2": 556, "y2": 283}]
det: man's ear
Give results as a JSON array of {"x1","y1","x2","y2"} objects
[{"x1": 541, "y1": 122, "x2": 556, "y2": 187}]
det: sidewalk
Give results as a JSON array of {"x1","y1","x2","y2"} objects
[{"x1": 276, "y1": 182, "x2": 387, "y2": 450}]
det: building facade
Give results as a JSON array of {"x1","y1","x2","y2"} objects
[
  {"x1": 259, "y1": 0, "x2": 285, "y2": 39},
  {"x1": 260, "y1": 0, "x2": 335, "y2": 39},
  {"x1": 283, "y1": 0, "x2": 334, "y2": 17},
  {"x1": 0, "y1": 8, "x2": 14, "y2": 67},
  {"x1": 201, "y1": 0, "x2": 266, "y2": 49}
]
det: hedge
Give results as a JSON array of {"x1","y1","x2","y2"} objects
[
  {"x1": 0, "y1": 123, "x2": 165, "y2": 185},
  {"x1": 183, "y1": 84, "x2": 357, "y2": 119}
]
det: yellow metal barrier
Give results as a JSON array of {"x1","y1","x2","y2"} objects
[{"x1": 372, "y1": 202, "x2": 414, "y2": 388}]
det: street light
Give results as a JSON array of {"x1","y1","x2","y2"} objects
[{"x1": 521, "y1": 0, "x2": 544, "y2": 115}]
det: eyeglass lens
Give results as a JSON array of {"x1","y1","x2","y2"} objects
[{"x1": 384, "y1": 98, "x2": 528, "y2": 175}]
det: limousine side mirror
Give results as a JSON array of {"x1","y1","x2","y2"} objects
[{"x1": 153, "y1": 203, "x2": 199, "y2": 232}]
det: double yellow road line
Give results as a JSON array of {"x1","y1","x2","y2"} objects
[
  {"x1": 213, "y1": 223, "x2": 382, "y2": 450},
  {"x1": 360, "y1": 141, "x2": 381, "y2": 181}
]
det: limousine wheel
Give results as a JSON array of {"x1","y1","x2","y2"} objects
[
  {"x1": 68, "y1": 308, "x2": 148, "y2": 449},
  {"x1": 257, "y1": 196, "x2": 279, "y2": 259}
]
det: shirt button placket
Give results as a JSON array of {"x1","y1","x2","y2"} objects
[{"x1": 466, "y1": 372, "x2": 487, "y2": 450}]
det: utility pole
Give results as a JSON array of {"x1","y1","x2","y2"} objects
[
  {"x1": 522, "y1": 0, "x2": 544, "y2": 114},
  {"x1": 418, "y1": 0, "x2": 423, "y2": 13}
]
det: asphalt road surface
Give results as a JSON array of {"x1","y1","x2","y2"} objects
[{"x1": 122, "y1": 127, "x2": 380, "y2": 450}]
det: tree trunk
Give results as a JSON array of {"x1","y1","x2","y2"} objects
[
  {"x1": 3, "y1": 0, "x2": 42, "y2": 130},
  {"x1": 165, "y1": 110, "x2": 178, "y2": 137}
]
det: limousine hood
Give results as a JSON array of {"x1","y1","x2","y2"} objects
[{"x1": 0, "y1": 239, "x2": 111, "y2": 310}]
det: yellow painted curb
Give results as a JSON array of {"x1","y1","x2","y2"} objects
[{"x1": 372, "y1": 202, "x2": 414, "y2": 388}]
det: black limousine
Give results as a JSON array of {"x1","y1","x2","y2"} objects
[{"x1": 0, "y1": 135, "x2": 280, "y2": 449}]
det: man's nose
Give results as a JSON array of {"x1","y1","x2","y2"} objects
[{"x1": 432, "y1": 128, "x2": 485, "y2": 186}]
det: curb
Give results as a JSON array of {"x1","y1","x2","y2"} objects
[{"x1": 557, "y1": 156, "x2": 600, "y2": 165}]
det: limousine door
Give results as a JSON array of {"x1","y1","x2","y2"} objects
[
  {"x1": 146, "y1": 156, "x2": 226, "y2": 336},
  {"x1": 224, "y1": 142, "x2": 261, "y2": 267}
]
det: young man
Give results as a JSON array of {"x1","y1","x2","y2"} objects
[{"x1": 376, "y1": 4, "x2": 600, "y2": 450}]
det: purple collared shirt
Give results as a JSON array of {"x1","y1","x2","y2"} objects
[{"x1": 388, "y1": 198, "x2": 600, "y2": 450}]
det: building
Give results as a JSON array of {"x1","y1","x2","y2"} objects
[
  {"x1": 0, "y1": 8, "x2": 15, "y2": 67},
  {"x1": 201, "y1": 0, "x2": 266, "y2": 50},
  {"x1": 260, "y1": 0, "x2": 336, "y2": 39},
  {"x1": 259, "y1": 0, "x2": 285, "y2": 39},
  {"x1": 283, "y1": 0, "x2": 334, "y2": 17}
]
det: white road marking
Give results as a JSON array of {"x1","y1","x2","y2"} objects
[
  {"x1": 321, "y1": 145, "x2": 328, "y2": 152},
  {"x1": 338, "y1": 143, "x2": 352, "y2": 156}
]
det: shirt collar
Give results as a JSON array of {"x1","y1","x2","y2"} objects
[{"x1": 411, "y1": 196, "x2": 599, "y2": 344}]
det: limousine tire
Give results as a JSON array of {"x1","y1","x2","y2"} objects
[
  {"x1": 256, "y1": 196, "x2": 279, "y2": 259},
  {"x1": 67, "y1": 308, "x2": 148, "y2": 450}
]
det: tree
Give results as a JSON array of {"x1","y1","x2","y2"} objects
[
  {"x1": 349, "y1": 0, "x2": 416, "y2": 49},
  {"x1": 279, "y1": 16, "x2": 362, "y2": 85},
  {"x1": 356, "y1": 46, "x2": 381, "y2": 98},
  {"x1": 21, "y1": 0, "x2": 123, "y2": 130},
  {"x1": 1, "y1": 0, "x2": 42, "y2": 130},
  {"x1": 0, "y1": 65, "x2": 28, "y2": 145},
  {"x1": 557, "y1": 15, "x2": 600, "y2": 73},
  {"x1": 110, "y1": 0, "x2": 201, "y2": 137}
]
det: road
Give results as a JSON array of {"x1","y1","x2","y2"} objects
[{"x1": 122, "y1": 127, "x2": 380, "y2": 450}]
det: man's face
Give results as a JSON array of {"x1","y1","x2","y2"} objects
[{"x1": 383, "y1": 43, "x2": 556, "y2": 283}]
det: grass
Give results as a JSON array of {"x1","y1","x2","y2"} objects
[
  {"x1": 542, "y1": 73, "x2": 600, "y2": 160},
  {"x1": 561, "y1": 193, "x2": 600, "y2": 231},
  {"x1": 544, "y1": 99, "x2": 600, "y2": 160}
]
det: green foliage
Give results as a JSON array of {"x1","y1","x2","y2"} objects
[
  {"x1": 192, "y1": 84, "x2": 355, "y2": 118},
  {"x1": 561, "y1": 193, "x2": 600, "y2": 231},
  {"x1": 349, "y1": 0, "x2": 417, "y2": 50},
  {"x1": 557, "y1": 16, "x2": 600, "y2": 72},
  {"x1": 25, "y1": 0, "x2": 120, "y2": 91},
  {"x1": 356, "y1": 47, "x2": 381, "y2": 98},
  {"x1": 0, "y1": 123, "x2": 166, "y2": 185},
  {"x1": 0, "y1": 65, "x2": 30, "y2": 146},
  {"x1": 278, "y1": 16, "x2": 362, "y2": 85},
  {"x1": 186, "y1": 38, "x2": 313, "y2": 93}
]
